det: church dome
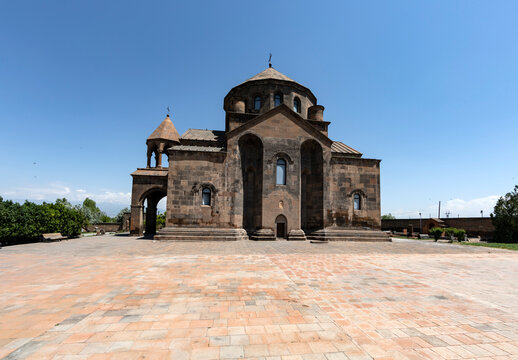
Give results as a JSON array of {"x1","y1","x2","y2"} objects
[
  {"x1": 241, "y1": 66, "x2": 297, "y2": 84},
  {"x1": 224, "y1": 66, "x2": 317, "y2": 119}
]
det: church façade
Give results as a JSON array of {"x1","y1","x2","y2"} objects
[{"x1": 130, "y1": 65, "x2": 388, "y2": 241}]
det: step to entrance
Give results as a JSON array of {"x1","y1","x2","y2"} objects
[
  {"x1": 154, "y1": 227, "x2": 248, "y2": 241},
  {"x1": 307, "y1": 228, "x2": 391, "y2": 242}
]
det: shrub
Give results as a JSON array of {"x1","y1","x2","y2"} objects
[
  {"x1": 454, "y1": 228, "x2": 466, "y2": 241},
  {"x1": 429, "y1": 227, "x2": 443, "y2": 241},
  {"x1": 444, "y1": 227, "x2": 456, "y2": 238},
  {"x1": 0, "y1": 197, "x2": 84, "y2": 245}
]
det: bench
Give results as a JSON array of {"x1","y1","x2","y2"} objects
[{"x1": 41, "y1": 233, "x2": 67, "y2": 242}]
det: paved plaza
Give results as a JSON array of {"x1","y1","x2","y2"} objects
[{"x1": 0, "y1": 237, "x2": 517, "y2": 360}]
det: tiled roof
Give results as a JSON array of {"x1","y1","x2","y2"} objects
[
  {"x1": 179, "y1": 130, "x2": 361, "y2": 156},
  {"x1": 147, "y1": 116, "x2": 180, "y2": 143},
  {"x1": 131, "y1": 168, "x2": 168, "y2": 176},
  {"x1": 173, "y1": 129, "x2": 226, "y2": 153},
  {"x1": 331, "y1": 141, "x2": 362, "y2": 156},
  {"x1": 170, "y1": 145, "x2": 225, "y2": 153},
  {"x1": 181, "y1": 129, "x2": 225, "y2": 142},
  {"x1": 430, "y1": 218, "x2": 445, "y2": 223},
  {"x1": 244, "y1": 67, "x2": 296, "y2": 84}
]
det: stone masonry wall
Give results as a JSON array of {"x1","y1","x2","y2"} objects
[
  {"x1": 167, "y1": 151, "x2": 231, "y2": 228},
  {"x1": 236, "y1": 111, "x2": 329, "y2": 234},
  {"x1": 328, "y1": 157, "x2": 381, "y2": 229},
  {"x1": 382, "y1": 217, "x2": 494, "y2": 239}
]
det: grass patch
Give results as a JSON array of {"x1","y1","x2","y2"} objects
[{"x1": 461, "y1": 242, "x2": 518, "y2": 251}]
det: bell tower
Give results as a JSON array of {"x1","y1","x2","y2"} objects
[{"x1": 146, "y1": 114, "x2": 180, "y2": 168}]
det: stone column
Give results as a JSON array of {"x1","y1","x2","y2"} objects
[
  {"x1": 146, "y1": 149, "x2": 152, "y2": 168},
  {"x1": 130, "y1": 205, "x2": 144, "y2": 236},
  {"x1": 157, "y1": 144, "x2": 165, "y2": 168},
  {"x1": 322, "y1": 149, "x2": 332, "y2": 228},
  {"x1": 155, "y1": 150, "x2": 161, "y2": 168},
  {"x1": 145, "y1": 205, "x2": 157, "y2": 236}
]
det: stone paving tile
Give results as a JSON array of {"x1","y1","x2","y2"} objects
[{"x1": 0, "y1": 236, "x2": 517, "y2": 359}]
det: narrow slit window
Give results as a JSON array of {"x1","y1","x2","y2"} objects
[
  {"x1": 293, "y1": 97, "x2": 301, "y2": 113},
  {"x1": 202, "y1": 187, "x2": 211, "y2": 206},
  {"x1": 276, "y1": 158, "x2": 286, "y2": 185},
  {"x1": 354, "y1": 193, "x2": 361, "y2": 210},
  {"x1": 274, "y1": 93, "x2": 283, "y2": 107},
  {"x1": 254, "y1": 96, "x2": 262, "y2": 110}
]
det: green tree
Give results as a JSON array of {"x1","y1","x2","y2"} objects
[
  {"x1": 55, "y1": 197, "x2": 73, "y2": 208},
  {"x1": 381, "y1": 213, "x2": 396, "y2": 220},
  {"x1": 156, "y1": 212, "x2": 166, "y2": 230},
  {"x1": 115, "y1": 207, "x2": 130, "y2": 223},
  {"x1": 491, "y1": 185, "x2": 518, "y2": 243},
  {"x1": 0, "y1": 197, "x2": 83, "y2": 245},
  {"x1": 80, "y1": 198, "x2": 107, "y2": 225},
  {"x1": 0, "y1": 197, "x2": 22, "y2": 243},
  {"x1": 100, "y1": 214, "x2": 113, "y2": 223}
]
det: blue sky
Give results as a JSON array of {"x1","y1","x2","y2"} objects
[{"x1": 1, "y1": 1, "x2": 517, "y2": 217}]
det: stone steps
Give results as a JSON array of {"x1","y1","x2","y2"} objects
[
  {"x1": 154, "y1": 227, "x2": 390, "y2": 242},
  {"x1": 154, "y1": 227, "x2": 248, "y2": 241},
  {"x1": 307, "y1": 228, "x2": 391, "y2": 242},
  {"x1": 249, "y1": 229, "x2": 276, "y2": 241}
]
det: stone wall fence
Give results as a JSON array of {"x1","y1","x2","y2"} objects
[{"x1": 382, "y1": 217, "x2": 494, "y2": 240}]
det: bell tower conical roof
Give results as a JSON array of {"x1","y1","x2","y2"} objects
[{"x1": 147, "y1": 115, "x2": 180, "y2": 144}]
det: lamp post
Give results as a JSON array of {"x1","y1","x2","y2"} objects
[
  {"x1": 419, "y1": 212, "x2": 422, "y2": 234},
  {"x1": 481, "y1": 210, "x2": 483, "y2": 218}
]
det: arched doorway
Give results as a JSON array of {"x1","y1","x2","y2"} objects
[
  {"x1": 239, "y1": 134, "x2": 263, "y2": 234},
  {"x1": 275, "y1": 215, "x2": 287, "y2": 239},
  {"x1": 140, "y1": 189, "x2": 167, "y2": 237},
  {"x1": 301, "y1": 140, "x2": 324, "y2": 233}
]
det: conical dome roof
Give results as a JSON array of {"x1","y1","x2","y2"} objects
[
  {"x1": 224, "y1": 66, "x2": 317, "y2": 110},
  {"x1": 243, "y1": 66, "x2": 296, "y2": 83},
  {"x1": 147, "y1": 115, "x2": 180, "y2": 144}
]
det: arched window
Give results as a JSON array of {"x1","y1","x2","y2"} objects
[
  {"x1": 202, "y1": 187, "x2": 211, "y2": 206},
  {"x1": 276, "y1": 158, "x2": 286, "y2": 185},
  {"x1": 354, "y1": 193, "x2": 361, "y2": 210},
  {"x1": 274, "y1": 93, "x2": 283, "y2": 107},
  {"x1": 254, "y1": 96, "x2": 262, "y2": 110},
  {"x1": 161, "y1": 153, "x2": 168, "y2": 168},
  {"x1": 293, "y1": 97, "x2": 301, "y2": 113}
]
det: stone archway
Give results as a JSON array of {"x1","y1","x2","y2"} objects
[
  {"x1": 130, "y1": 176, "x2": 167, "y2": 237},
  {"x1": 275, "y1": 215, "x2": 287, "y2": 239},
  {"x1": 140, "y1": 189, "x2": 166, "y2": 237}
]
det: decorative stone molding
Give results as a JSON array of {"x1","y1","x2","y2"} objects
[
  {"x1": 347, "y1": 189, "x2": 367, "y2": 199},
  {"x1": 191, "y1": 183, "x2": 218, "y2": 195},
  {"x1": 268, "y1": 152, "x2": 294, "y2": 165}
]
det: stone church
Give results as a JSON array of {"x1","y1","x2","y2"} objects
[{"x1": 130, "y1": 65, "x2": 388, "y2": 241}]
